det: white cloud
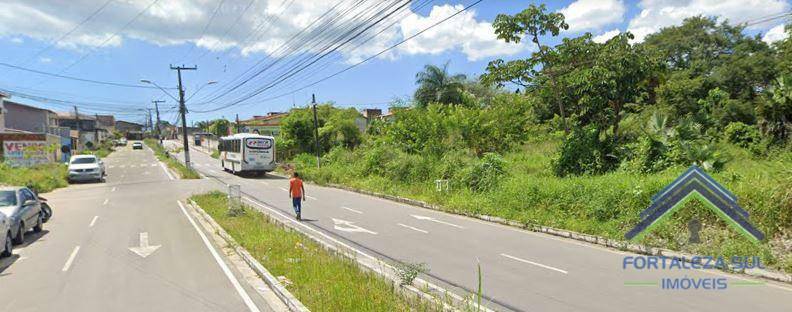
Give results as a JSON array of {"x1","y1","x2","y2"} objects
[
  {"x1": 10, "y1": 37, "x2": 23, "y2": 44},
  {"x1": 627, "y1": 0, "x2": 791, "y2": 42},
  {"x1": 0, "y1": 1, "x2": 526, "y2": 63},
  {"x1": 39, "y1": 57, "x2": 51, "y2": 63},
  {"x1": 593, "y1": 29, "x2": 622, "y2": 43},
  {"x1": 397, "y1": 4, "x2": 527, "y2": 61},
  {"x1": 763, "y1": 24, "x2": 789, "y2": 44},
  {"x1": 559, "y1": 0, "x2": 626, "y2": 32}
]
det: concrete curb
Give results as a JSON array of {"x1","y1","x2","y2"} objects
[
  {"x1": 188, "y1": 200, "x2": 310, "y2": 312},
  {"x1": 300, "y1": 181, "x2": 792, "y2": 285}
]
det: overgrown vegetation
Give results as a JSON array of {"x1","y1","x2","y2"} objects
[
  {"x1": 275, "y1": 6, "x2": 792, "y2": 274},
  {"x1": 0, "y1": 162, "x2": 68, "y2": 193},
  {"x1": 80, "y1": 139, "x2": 115, "y2": 158},
  {"x1": 191, "y1": 192, "x2": 442, "y2": 311},
  {"x1": 144, "y1": 139, "x2": 200, "y2": 179}
]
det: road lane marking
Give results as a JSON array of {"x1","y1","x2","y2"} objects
[
  {"x1": 341, "y1": 206, "x2": 362, "y2": 214},
  {"x1": 119, "y1": 165, "x2": 126, "y2": 168},
  {"x1": 259, "y1": 181, "x2": 269, "y2": 186},
  {"x1": 89, "y1": 216, "x2": 98, "y2": 227},
  {"x1": 150, "y1": 164, "x2": 157, "y2": 167},
  {"x1": 305, "y1": 195, "x2": 317, "y2": 200},
  {"x1": 279, "y1": 187, "x2": 288, "y2": 192},
  {"x1": 103, "y1": 199, "x2": 109, "y2": 205},
  {"x1": 111, "y1": 187, "x2": 117, "y2": 192},
  {"x1": 159, "y1": 162, "x2": 174, "y2": 180},
  {"x1": 194, "y1": 163, "x2": 202, "y2": 167},
  {"x1": 240, "y1": 196, "x2": 494, "y2": 312},
  {"x1": 128, "y1": 232, "x2": 161, "y2": 258},
  {"x1": 129, "y1": 165, "x2": 136, "y2": 168},
  {"x1": 500, "y1": 253, "x2": 568, "y2": 274},
  {"x1": 332, "y1": 218, "x2": 378, "y2": 234},
  {"x1": 398, "y1": 223, "x2": 428, "y2": 234},
  {"x1": 411, "y1": 215, "x2": 464, "y2": 229},
  {"x1": 176, "y1": 201, "x2": 261, "y2": 312},
  {"x1": 62, "y1": 246, "x2": 81, "y2": 272}
]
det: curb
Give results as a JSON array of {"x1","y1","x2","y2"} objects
[
  {"x1": 188, "y1": 200, "x2": 310, "y2": 312},
  {"x1": 300, "y1": 181, "x2": 792, "y2": 285}
]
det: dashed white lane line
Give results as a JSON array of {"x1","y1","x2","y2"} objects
[
  {"x1": 111, "y1": 187, "x2": 117, "y2": 192},
  {"x1": 89, "y1": 216, "x2": 98, "y2": 227},
  {"x1": 500, "y1": 253, "x2": 568, "y2": 274},
  {"x1": 341, "y1": 206, "x2": 362, "y2": 214},
  {"x1": 62, "y1": 246, "x2": 81, "y2": 272},
  {"x1": 279, "y1": 187, "x2": 288, "y2": 192},
  {"x1": 398, "y1": 223, "x2": 428, "y2": 234},
  {"x1": 119, "y1": 165, "x2": 126, "y2": 168},
  {"x1": 176, "y1": 201, "x2": 261, "y2": 312},
  {"x1": 150, "y1": 164, "x2": 157, "y2": 167},
  {"x1": 305, "y1": 195, "x2": 317, "y2": 200},
  {"x1": 102, "y1": 199, "x2": 109, "y2": 205}
]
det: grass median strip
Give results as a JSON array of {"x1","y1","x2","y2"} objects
[
  {"x1": 144, "y1": 139, "x2": 200, "y2": 179},
  {"x1": 190, "y1": 191, "x2": 441, "y2": 311}
]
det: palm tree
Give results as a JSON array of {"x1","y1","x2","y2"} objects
[
  {"x1": 414, "y1": 62, "x2": 466, "y2": 107},
  {"x1": 758, "y1": 75, "x2": 792, "y2": 143}
]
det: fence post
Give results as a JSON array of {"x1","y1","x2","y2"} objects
[{"x1": 227, "y1": 184, "x2": 243, "y2": 216}]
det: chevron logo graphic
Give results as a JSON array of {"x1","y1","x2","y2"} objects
[{"x1": 625, "y1": 165, "x2": 765, "y2": 243}]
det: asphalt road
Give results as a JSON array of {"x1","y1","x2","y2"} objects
[
  {"x1": 173, "y1": 140, "x2": 792, "y2": 312},
  {"x1": 0, "y1": 142, "x2": 280, "y2": 312}
]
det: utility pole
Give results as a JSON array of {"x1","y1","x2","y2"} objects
[
  {"x1": 74, "y1": 106, "x2": 81, "y2": 151},
  {"x1": 171, "y1": 64, "x2": 197, "y2": 170},
  {"x1": 235, "y1": 114, "x2": 240, "y2": 134},
  {"x1": 146, "y1": 109, "x2": 153, "y2": 137},
  {"x1": 94, "y1": 113, "x2": 100, "y2": 145},
  {"x1": 311, "y1": 94, "x2": 320, "y2": 168},
  {"x1": 153, "y1": 100, "x2": 164, "y2": 143}
]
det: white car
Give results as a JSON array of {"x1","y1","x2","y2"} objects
[
  {"x1": 1, "y1": 190, "x2": 16, "y2": 257},
  {"x1": 68, "y1": 155, "x2": 106, "y2": 183}
]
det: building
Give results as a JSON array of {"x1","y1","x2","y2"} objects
[
  {"x1": 2, "y1": 100, "x2": 59, "y2": 134},
  {"x1": 96, "y1": 115, "x2": 116, "y2": 133},
  {"x1": 56, "y1": 112, "x2": 107, "y2": 150},
  {"x1": 115, "y1": 120, "x2": 144, "y2": 140},
  {"x1": 239, "y1": 112, "x2": 288, "y2": 136},
  {"x1": 0, "y1": 92, "x2": 7, "y2": 131}
]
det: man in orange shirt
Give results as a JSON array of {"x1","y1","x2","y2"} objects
[{"x1": 289, "y1": 172, "x2": 306, "y2": 220}]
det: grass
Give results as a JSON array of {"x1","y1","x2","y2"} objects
[
  {"x1": 210, "y1": 149, "x2": 220, "y2": 159},
  {"x1": 191, "y1": 192, "x2": 442, "y2": 311},
  {"x1": 80, "y1": 140, "x2": 115, "y2": 158},
  {"x1": 286, "y1": 141, "x2": 792, "y2": 274},
  {"x1": 144, "y1": 139, "x2": 200, "y2": 179},
  {"x1": 0, "y1": 162, "x2": 68, "y2": 193}
]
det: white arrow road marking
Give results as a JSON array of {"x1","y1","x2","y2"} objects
[
  {"x1": 411, "y1": 215, "x2": 464, "y2": 229},
  {"x1": 500, "y1": 253, "x2": 568, "y2": 274},
  {"x1": 341, "y1": 206, "x2": 362, "y2": 214},
  {"x1": 89, "y1": 216, "x2": 98, "y2": 227},
  {"x1": 177, "y1": 201, "x2": 261, "y2": 312},
  {"x1": 398, "y1": 223, "x2": 428, "y2": 234},
  {"x1": 128, "y1": 232, "x2": 161, "y2": 258},
  {"x1": 62, "y1": 246, "x2": 80, "y2": 272},
  {"x1": 332, "y1": 218, "x2": 378, "y2": 234}
]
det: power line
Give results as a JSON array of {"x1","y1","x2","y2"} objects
[
  {"x1": 0, "y1": 62, "x2": 171, "y2": 90},
  {"x1": 194, "y1": 0, "x2": 485, "y2": 113},
  {"x1": 21, "y1": 0, "x2": 115, "y2": 65}
]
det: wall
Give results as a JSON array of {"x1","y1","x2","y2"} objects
[{"x1": 4, "y1": 102, "x2": 50, "y2": 133}]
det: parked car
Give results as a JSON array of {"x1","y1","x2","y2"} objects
[
  {"x1": 68, "y1": 155, "x2": 106, "y2": 183},
  {"x1": 0, "y1": 187, "x2": 44, "y2": 246},
  {"x1": 1, "y1": 206, "x2": 11, "y2": 257},
  {"x1": 119, "y1": 138, "x2": 128, "y2": 146},
  {"x1": 132, "y1": 142, "x2": 143, "y2": 150}
]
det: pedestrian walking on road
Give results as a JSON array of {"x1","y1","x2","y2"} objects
[{"x1": 289, "y1": 172, "x2": 306, "y2": 221}]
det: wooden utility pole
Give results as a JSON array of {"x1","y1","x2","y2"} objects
[
  {"x1": 171, "y1": 65, "x2": 197, "y2": 170},
  {"x1": 153, "y1": 100, "x2": 165, "y2": 143},
  {"x1": 312, "y1": 94, "x2": 320, "y2": 168}
]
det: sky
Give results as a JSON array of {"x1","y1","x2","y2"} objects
[{"x1": 0, "y1": 0, "x2": 789, "y2": 125}]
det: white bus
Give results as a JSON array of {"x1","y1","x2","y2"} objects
[{"x1": 218, "y1": 133, "x2": 276, "y2": 175}]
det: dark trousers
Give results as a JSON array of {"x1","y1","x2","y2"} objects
[{"x1": 292, "y1": 197, "x2": 302, "y2": 215}]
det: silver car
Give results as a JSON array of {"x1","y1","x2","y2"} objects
[
  {"x1": 0, "y1": 187, "x2": 44, "y2": 246},
  {"x1": 1, "y1": 206, "x2": 11, "y2": 257},
  {"x1": 68, "y1": 155, "x2": 106, "y2": 183}
]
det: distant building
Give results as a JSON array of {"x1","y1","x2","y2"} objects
[
  {"x1": 2, "y1": 100, "x2": 59, "y2": 134},
  {"x1": 95, "y1": 115, "x2": 116, "y2": 133},
  {"x1": 239, "y1": 112, "x2": 288, "y2": 136},
  {"x1": 115, "y1": 120, "x2": 144, "y2": 140},
  {"x1": 0, "y1": 92, "x2": 7, "y2": 131}
]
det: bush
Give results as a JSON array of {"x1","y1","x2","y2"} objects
[
  {"x1": 624, "y1": 136, "x2": 672, "y2": 173},
  {"x1": 0, "y1": 163, "x2": 68, "y2": 193},
  {"x1": 724, "y1": 122, "x2": 762, "y2": 150},
  {"x1": 461, "y1": 152, "x2": 506, "y2": 192},
  {"x1": 552, "y1": 126, "x2": 618, "y2": 177}
]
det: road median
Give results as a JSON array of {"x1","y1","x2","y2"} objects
[{"x1": 144, "y1": 139, "x2": 200, "y2": 179}]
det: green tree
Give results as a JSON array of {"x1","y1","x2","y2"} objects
[
  {"x1": 414, "y1": 62, "x2": 467, "y2": 107},
  {"x1": 207, "y1": 119, "x2": 231, "y2": 137},
  {"x1": 758, "y1": 75, "x2": 792, "y2": 143},
  {"x1": 280, "y1": 105, "x2": 362, "y2": 156},
  {"x1": 484, "y1": 4, "x2": 569, "y2": 131}
]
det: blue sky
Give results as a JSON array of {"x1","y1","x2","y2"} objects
[{"x1": 0, "y1": 0, "x2": 789, "y2": 125}]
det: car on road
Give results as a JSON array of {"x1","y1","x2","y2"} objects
[
  {"x1": 68, "y1": 155, "x2": 106, "y2": 183},
  {"x1": 0, "y1": 206, "x2": 11, "y2": 257},
  {"x1": 0, "y1": 187, "x2": 44, "y2": 246},
  {"x1": 114, "y1": 138, "x2": 128, "y2": 146},
  {"x1": 132, "y1": 142, "x2": 143, "y2": 150}
]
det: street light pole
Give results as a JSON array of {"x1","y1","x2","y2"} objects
[
  {"x1": 312, "y1": 93, "x2": 320, "y2": 168},
  {"x1": 171, "y1": 65, "x2": 197, "y2": 170}
]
